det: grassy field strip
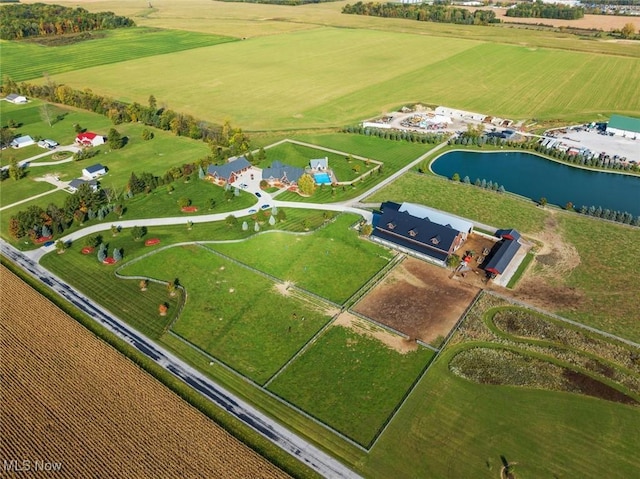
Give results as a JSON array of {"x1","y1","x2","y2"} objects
[
  {"x1": 489, "y1": 291, "x2": 640, "y2": 349},
  {"x1": 0, "y1": 28, "x2": 236, "y2": 82},
  {"x1": 263, "y1": 314, "x2": 339, "y2": 389}
]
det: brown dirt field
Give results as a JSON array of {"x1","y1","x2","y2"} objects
[
  {"x1": 353, "y1": 257, "x2": 479, "y2": 345},
  {"x1": 477, "y1": 8, "x2": 639, "y2": 31},
  {"x1": 495, "y1": 213, "x2": 585, "y2": 313},
  {"x1": 0, "y1": 266, "x2": 290, "y2": 479}
]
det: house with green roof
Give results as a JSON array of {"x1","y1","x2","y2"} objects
[{"x1": 606, "y1": 115, "x2": 640, "y2": 139}]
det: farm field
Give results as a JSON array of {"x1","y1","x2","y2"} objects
[
  {"x1": 41, "y1": 27, "x2": 640, "y2": 130},
  {"x1": 119, "y1": 244, "x2": 334, "y2": 385},
  {"x1": 0, "y1": 266, "x2": 289, "y2": 479},
  {"x1": 0, "y1": 27, "x2": 235, "y2": 83},
  {"x1": 360, "y1": 293, "x2": 640, "y2": 479},
  {"x1": 18, "y1": 0, "x2": 640, "y2": 58},
  {"x1": 268, "y1": 320, "x2": 434, "y2": 447}
]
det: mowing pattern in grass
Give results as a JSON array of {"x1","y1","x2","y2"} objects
[
  {"x1": 268, "y1": 324, "x2": 434, "y2": 447},
  {"x1": 40, "y1": 240, "x2": 181, "y2": 339},
  {"x1": 119, "y1": 245, "x2": 332, "y2": 385},
  {"x1": 42, "y1": 27, "x2": 640, "y2": 130},
  {"x1": 361, "y1": 293, "x2": 640, "y2": 479},
  {"x1": 212, "y1": 214, "x2": 391, "y2": 304},
  {"x1": 1, "y1": 28, "x2": 236, "y2": 82}
]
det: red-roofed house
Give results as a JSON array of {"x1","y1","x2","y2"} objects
[{"x1": 76, "y1": 132, "x2": 105, "y2": 147}]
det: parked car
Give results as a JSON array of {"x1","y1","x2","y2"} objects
[
  {"x1": 255, "y1": 192, "x2": 261, "y2": 198},
  {"x1": 261, "y1": 204, "x2": 271, "y2": 210},
  {"x1": 248, "y1": 209, "x2": 257, "y2": 214}
]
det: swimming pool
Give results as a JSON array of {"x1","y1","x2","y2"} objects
[{"x1": 314, "y1": 172, "x2": 331, "y2": 184}]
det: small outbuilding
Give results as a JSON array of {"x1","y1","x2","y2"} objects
[
  {"x1": 10, "y1": 135, "x2": 35, "y2": 148},
  {"x1": 5, "y1": 93, "x2": 27, "y2": 104},
  {"x1": 484, "y1": 239, "x2": 521, "y2": 276},
  {"x1": 82, "y1": 163, "x2": 107, "y2": 179},
  {"x1": 310, "y1": 157, "x2": 328, "y2": 170}
]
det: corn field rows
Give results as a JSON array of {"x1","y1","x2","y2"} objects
[{"x1": 0, "y1": 266, "x2": 289, "y2": 479}]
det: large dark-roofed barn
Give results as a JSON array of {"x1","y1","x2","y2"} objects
[{"x1": 372, "y1": 202, "x2": 472, "y2": 265}]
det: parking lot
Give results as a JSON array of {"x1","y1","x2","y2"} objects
[{"x1": 544, "y1": 127, "x2": 639, "y2": 163}]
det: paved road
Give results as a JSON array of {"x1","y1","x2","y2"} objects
[{"x1": 0, "y1": 240, "x2": 362, "y2": 479}]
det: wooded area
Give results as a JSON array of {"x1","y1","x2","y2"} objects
[
  {"x1": 342, "y1": 2, "x2": 499, "y2": 26},
  {"x1": 0, "y1": 3, "x2": 135, "y2": 40}
]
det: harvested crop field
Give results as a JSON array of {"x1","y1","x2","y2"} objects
[
  {"x1": 353, "y1": 258, "x2": 479, "y2": 345},
  {"x1": 0, "y1": 267, "x2": 289, "y2": 479}
]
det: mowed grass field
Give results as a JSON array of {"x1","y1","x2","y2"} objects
[
  {"x1": 26, "y1": 27, "x2": 640, "y2": 130},
  {"x1": 268, "y1": 324, "x2": 434, "y2": 447},
  {"x1": 211, "y1": 214, "x2": 391, "y2": 304},
  {"x1": 119, "y1": 245, "x2": 333, "y2": 385},
  {"x1": 0, "y1": 27, "x2": 235, "y2": 83},
  {"x1": 360, "y1": 341, "x2": 640, "y2": 478}
]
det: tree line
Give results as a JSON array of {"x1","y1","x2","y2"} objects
[
  {"x1": 343, "y1": 125, "x2": 447, "y2": 144},
  {"x1": 342, "y1": 2, "x2": 499, "y2": 26},
  {"x1": 505, "y1": 1, "x2": 584, "y2": 20},
  {"x1": 1, "y1": 77, "x2": 251, "y2": 163},
  {"x1": 0, "y1": 3, "x2": 135, "y2": 40}
]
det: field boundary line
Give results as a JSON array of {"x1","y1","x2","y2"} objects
[
  {"x1": 368, "y1": 289, "x2": 484, "y2": 450},
  {"x1": 486, "y1": 291, "x2": 640, "y2": 349},
  {"x1": 343, "y1": 252, "x2": 405, "y2": 310},
  {"x1": 168, "y1": 325, "x2": 369, "y2": 452},
  {"x1": 264, "y1": 314, "x2": 338, "y2": 388}
]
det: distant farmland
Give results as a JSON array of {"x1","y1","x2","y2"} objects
[
  {"x1": 38, "y1": 27, "x2": 640, "y2": 130},
  {"x1": 0, "y1": 27, "x2": 236, "y2": 83}
]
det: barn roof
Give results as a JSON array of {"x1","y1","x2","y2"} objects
[
  {"x1": 373, "y1": 202, "x2": 459, "y2": 261},
  {"x1": 484, "y1": 239, "x2": 521, "y2": 275},
  {"x1": 398, "y1": 202, "x2": 473, "y2": 234}
]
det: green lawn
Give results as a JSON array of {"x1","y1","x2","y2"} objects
[
  {"x1": 0, "y1": 27, "x2": 236, "y2": 83},
  {"x1": 39, "y1": 236, "x2": 182, "y2": 339},
  {"x1": 212, "y1": 214, "x2": 391, "y2": 304},
  {"x1": 362, "y1": 347, "x2": 640, "y2": 478},
  {"x1": 119, "y1": 245, "x2": 332, "y2": 384},
  {"x1": 264, "y1": 141, "x2": 377, "y2": 182},
  {"x1": 268, "y1": 324, "x2": 434, "y2": 447},
  {"x1": 0, "y1": 177, "x2": 57, "y2": 207}
]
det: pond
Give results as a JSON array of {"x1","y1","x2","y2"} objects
[{"x1": 431, "y1": 150, "x2": 640, "y2": 216}]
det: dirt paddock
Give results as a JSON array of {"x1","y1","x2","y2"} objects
[{"x1": 353, "y1": 257, "x2": 480, "y2": 345}]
